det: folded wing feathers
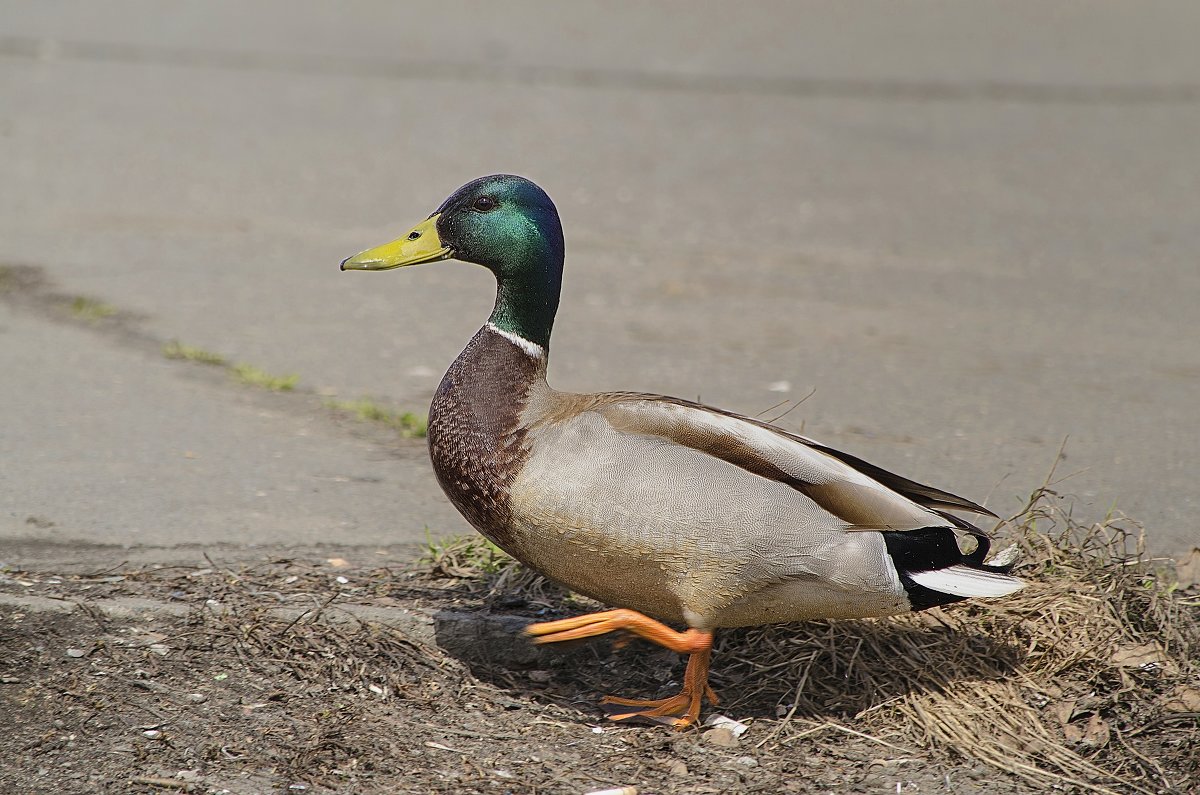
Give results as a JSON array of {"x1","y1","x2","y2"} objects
[
  {"x1": 784, "y1": 438, "x2": 996, "y2": 517},
  {"x1": 597, "y1": 394, "x2": 992, "y2": 531},
  {"x1": 909, "y1": 565, "x2": 1025, "y2": 598}
]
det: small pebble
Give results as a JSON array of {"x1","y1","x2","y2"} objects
[
  {"x1": 142, "y1": 730, "x2": 162, "y2": 739},
  {"x1": 65, "y1": 648, "x2": 86, "y2": 658},
  {"x1": 703, "y1": 713, "x2": 750, "y2": 737},
  {"x1": 666, "y1": 760, "x2": 689, "y2": 776},
  {"x1": 704, "y1": 727, "x2": 739, "y2": 748},
  {"x1": 188, "y1": 693, "x2": 207, "y2": 703}
]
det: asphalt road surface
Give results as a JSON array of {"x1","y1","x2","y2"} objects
[{"x1": 2, "y1": 1, "x2": 1198, "y2": 566}]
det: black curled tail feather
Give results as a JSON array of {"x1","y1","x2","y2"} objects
[
  {"x1": 939, "y1": 512, "x2": 1016, "y2": 573},
  {"x1": 882, "y1": 526, "x2": 1011, "y2": 611}
]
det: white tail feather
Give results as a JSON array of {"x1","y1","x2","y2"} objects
[{"x1": 909, "y1": 565, "x2": 1025, "y2": 598}]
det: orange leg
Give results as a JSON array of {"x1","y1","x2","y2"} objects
[{"x1": 525, "y1": 609, "x2": 718, "y2": 729}]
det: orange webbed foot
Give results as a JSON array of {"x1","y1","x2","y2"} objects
[{"x1": 525, "y1": 609, "x2": 717, "y2": 730}]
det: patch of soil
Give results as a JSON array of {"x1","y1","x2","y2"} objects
[
  {"x1": 1, "y1": 494, "x2": 1196, "y2": 794},
  {"x1": 0, "y1": 574, "x2": 994, "y2": 795}
]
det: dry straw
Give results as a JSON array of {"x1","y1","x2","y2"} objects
[
  {"x1": 424, "y1": 478, "x2": 1198, "y2": 794},
  {"x1": 58, "y1": 475, "x2": 1192, "y2": 792},
  {"x1": 715, "y1": 486, "x2": 1196, "y2": 794}
]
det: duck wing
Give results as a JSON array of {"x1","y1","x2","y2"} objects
[{"x1": 579, "y1": 392, "x2": 992, "y2": 532}]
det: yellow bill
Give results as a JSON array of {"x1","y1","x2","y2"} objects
[{"x1": 340, "y1": 214, "x2": 451, "y2": 271}]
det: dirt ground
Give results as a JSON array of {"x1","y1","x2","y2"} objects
[{"x1": 2, "y1": 498, "x2": 1197, "y2": 795}]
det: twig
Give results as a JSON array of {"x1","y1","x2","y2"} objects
[
  {"x1": 413, "y1": 723, "x2": 525, "y2": 741},
  {"x1": 281, "y1": 591, "x2": 339, "y2": 633},
  {"x1": 81, "y1": 561, "x2": 130, "y2": 578},
  {"x1": 754, "y1": 653, "x2": 817, "y2": 748},
  {"x1": 821, "y1": 721, "x2": 914, "y2": 754},
  {"x1": 129, "y1": 775, "x2": 195, "y2": 791}
]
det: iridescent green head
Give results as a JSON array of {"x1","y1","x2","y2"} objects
[{"x1": 342, "y1": 174, "x2": 565, "y2": 350}]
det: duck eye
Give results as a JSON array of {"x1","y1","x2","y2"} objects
[{"x1": 472, "y1": 196, "x2": 497, "y2": 212}]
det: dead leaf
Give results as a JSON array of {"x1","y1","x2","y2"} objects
[
  {"x1": 1163, "y1": 686, "x2": 1200, "y2": 713},
  {"x1": 1079, "y1": 714, "x2": 1110, "y2": 749},
  {"x1": 1040, "y1": 681, "x2": 1064, "y2": 700},
  {"x1": 1111, "y1": 642, "x2": 1174, "y2": 673},
  {"x1": 1175, "y1": 547, "x2": 1200, "y2": 588},
  {"x1": 1053, "y1": 699, "x2": 1078, "y2": 728},
  {"x1": 1059, "y1": 701, "x2": 1110, "y2": 749}
]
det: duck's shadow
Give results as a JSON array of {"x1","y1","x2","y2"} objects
[{"x1": 430, "y1": 603, "x2": 1025, "y2": 723}]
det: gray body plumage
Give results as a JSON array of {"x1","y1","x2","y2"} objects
[{"x1": 428, "y1": 325, "x2": 1022, "y2": 631}]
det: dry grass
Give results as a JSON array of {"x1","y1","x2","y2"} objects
[
  {"x1": 721, "y1": 490, "x2": 1197, "y2": 795},
  {"x1": 3, "y1": 489, "x2": 1195, "y2": 793},
  {"x1": 425, "y1": 486, "x2": 1199, "y2": 794}
]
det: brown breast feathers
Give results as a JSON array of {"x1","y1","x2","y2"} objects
[{"x1": 426, "y1": 326, "x2": 540, "y2": 547}]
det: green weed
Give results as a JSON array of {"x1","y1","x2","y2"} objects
[
  {"x1": 420, "y1": 533, "x2": 511, "y2": 577},
  {"x1": 325, "y1": 397, "x2": 427, "y2": 438},
  {"x1": 162, "y1": 340, "x2": 227, "y2": 366},
  {"x1": 69, "y1": 296, "x2": 117, "y2": 321},
  {"x1": 231, "y1": 363, "x2": 299, "y2": 391}
]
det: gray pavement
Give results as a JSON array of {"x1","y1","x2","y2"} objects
[
  {"x1": 0, "y1": 302, "x2": 463, "y2": 555},
  {"x1": 2, "y1": 1, "x2": 1198, "y2": 563}
]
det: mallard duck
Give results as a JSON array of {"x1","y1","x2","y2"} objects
[{"x1": 341, "y1": 174, "x2": 1023, "y2": 729}]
